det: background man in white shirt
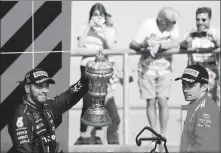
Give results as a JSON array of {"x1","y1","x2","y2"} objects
[{"x1": 129, "y1": 7, "x2": 180, "y2": 149}]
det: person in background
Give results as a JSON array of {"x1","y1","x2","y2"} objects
[
  {"x1": 175, "y1": 64, "x2": 220, "y2": 153},
  {"x1": 129, "y1": 7, "x2": 180, "y2": 151},
  {"x1": 74, "y1": 3, "x2": 120, "y2": 145},
  {"x1": 180, "y1": 7, "x2": 220, "y2": 106}
]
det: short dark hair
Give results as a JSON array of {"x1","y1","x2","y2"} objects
[
  {"x1": 196, "y1": 7, "x2": 212, "y2": 19},
  {"x1": 194, "y1": 80, "x2": 208, "y2": 86}
]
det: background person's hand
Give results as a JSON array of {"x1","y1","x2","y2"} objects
[
  {"x1": 143, "y1": 37, "x2": 158, "y2": 48},
  {"x1": 92, "y1": 16, "x2": 105, "y2": 27},
  {"x1": 148, "y1": 39, "x2": 158, "y2": 48},
  {"x1": 91, "y1": 16, "x2": 106, "y2": 35},
  {"x1": 148, "y1": 44, "x2": 160, "y2": 58}
]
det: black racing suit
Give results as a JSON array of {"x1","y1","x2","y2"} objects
[{"x1": 7, "y1": 76, "x2": 89, "y2": 153}]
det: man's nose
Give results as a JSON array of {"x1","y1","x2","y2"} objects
[
  {"x1": 41, "y1": 87, "x2": 49, "y2": 93},
  {"x1": 198, "y1": 20, "x2": 204, "y2": 25}
]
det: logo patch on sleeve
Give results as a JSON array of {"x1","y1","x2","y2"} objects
[
  {"x1": 16, "y1": 117, "x2": 24, "y2": 128},
  {"x1": 198, "y1": 118, "x2": 212, "y2": 128},
  {"x1": 70, "y1": 81, "x2": 82, "y2": 92}
]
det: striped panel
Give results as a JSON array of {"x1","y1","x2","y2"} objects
[
  {"x1": 0, "y1": 1, "x2": 62, "y2": 75},
  {"x1": 0, "y1": 1, "x2": 64, "y2": 130},
  {"x1": 33, "y1": 2, "x2": 63, "y2": 52},
  {"x1": 35, "y1": 42, "x2": 62, "y2": 76},
  {"x1": 0, "y1": 7, "x2": 32, "y2": 76},
  {"x1": 34, "y1": 1, "x2": 62, "y2": 48},
  {"x1": 1, "y1": 2, "x2": 32, "y2": 46},
  {"x1": 1, "y1": 1, "x2": 33, "y2": 133},
  {"x1": 0, "y1": 1, "x2": 18, "y2": 20}
]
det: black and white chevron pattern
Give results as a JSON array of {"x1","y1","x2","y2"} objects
[{"x1": 0, "y1": 1, "x2": 71, "y2": 131}]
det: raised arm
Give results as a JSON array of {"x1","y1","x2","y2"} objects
[{"x1": 48, "y1": 76, "x2": 89, "y2": 119}]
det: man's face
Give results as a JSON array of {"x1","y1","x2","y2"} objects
[
  {"x1": 182, "y1": 81, "x2": 202, "y2": 102},
  {"x1": 196, "y1": 13, "x2": 210, "y2": 32},
  {"x1": 29, "y1": 82, "x2": 49, "y2": 103},
  {"x1": 164, "y1": 18, "x2": 176, "y2": 31}
]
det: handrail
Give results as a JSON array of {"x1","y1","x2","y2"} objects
[
  {"x1": 70, "y1": 48, "x2": 220, "y2": 56},
  {"x1": 123, "y1": 53, "x2": 129, "y2": 144},
  {"x1": 2, "y1": 48, "x2": 219, "y2": 55}
]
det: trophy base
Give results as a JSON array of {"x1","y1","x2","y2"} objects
[{"x1": 81, "y1": 107, "x2": 112, "y2": 127}]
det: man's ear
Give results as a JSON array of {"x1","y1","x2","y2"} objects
[
  {"x1": 24, "y1": 84, "x2": 30, "y2": 94},
  {"x1": 201, "y1": 83, "x2": 209, "y2": 92}
]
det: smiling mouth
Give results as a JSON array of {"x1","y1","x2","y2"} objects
[
  {"x1": 198, "y1": 25, "x2": 206, "y2": 29},
  {"x1": 184, "y1": 94, "x2": 191, "y2": 97},
  {"x1": 39, "y1": 94, "x2": 47, "y2": 98}
]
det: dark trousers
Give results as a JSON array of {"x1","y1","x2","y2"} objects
[{"x1": 80, "y1": 66, "x2": 120, "y2": 144}]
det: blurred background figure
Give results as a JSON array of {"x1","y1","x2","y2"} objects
[
  {"x1": 180, "y1": 7, "x2": 220, "y2": 105},
  {"x1": 74, "y1": 3, "x2": 120, "y2": 145},
  {"x1": 129, "y1": 6, "x2": 180, "y2": 151}
]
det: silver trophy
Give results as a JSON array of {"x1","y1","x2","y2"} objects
[{"x1": 81, "y1": 49, "x2": 114, "y2": 127}]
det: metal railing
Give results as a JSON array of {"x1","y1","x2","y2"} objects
[{"x1": 70, "y1": 48, "x2": 220, "y2": 145}]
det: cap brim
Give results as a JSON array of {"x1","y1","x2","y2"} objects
[
  {"x1": 175, "y1": 77, "x2": 181, "y2": 81},
  {"x1": 35, "y1": 78, "x2": 55, "y2": 84},
  {"x1": 175, "y1": 77, "x2": 196, "y2": 83},
  {"x1": 45, "y1": 78, "x2": 55, "y2": 84}
]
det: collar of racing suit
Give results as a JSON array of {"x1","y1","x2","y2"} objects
[
  {"x1": 181, "y1": 93, "x2": 208, "y2": 110},
  {"x1": 23, "y1": 99, "x2": 58, "y2": 152},
  {"x1": 23, "y1": 99, "x2": 45, "y2": 112}
]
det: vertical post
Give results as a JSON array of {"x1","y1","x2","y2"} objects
[
  {"x1": 180, "y1": 108, "x2": 183, "y2": 133},
  {"x1": 123, "y1": 53, "x2": 129, "y2": 145},
  {"x1": 103, "y1": 127, "x2": 107, "y2": 145},
  {"x1": 219, "y1": 52, "x2": 220, "y2": 82},
  {"x1": 217, "y1": 51, "x2": 220, "y2": 107}
]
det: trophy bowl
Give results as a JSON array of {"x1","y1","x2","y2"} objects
[{"x1": 81, "y1": 49, "x2": 114, "y2": 127}]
